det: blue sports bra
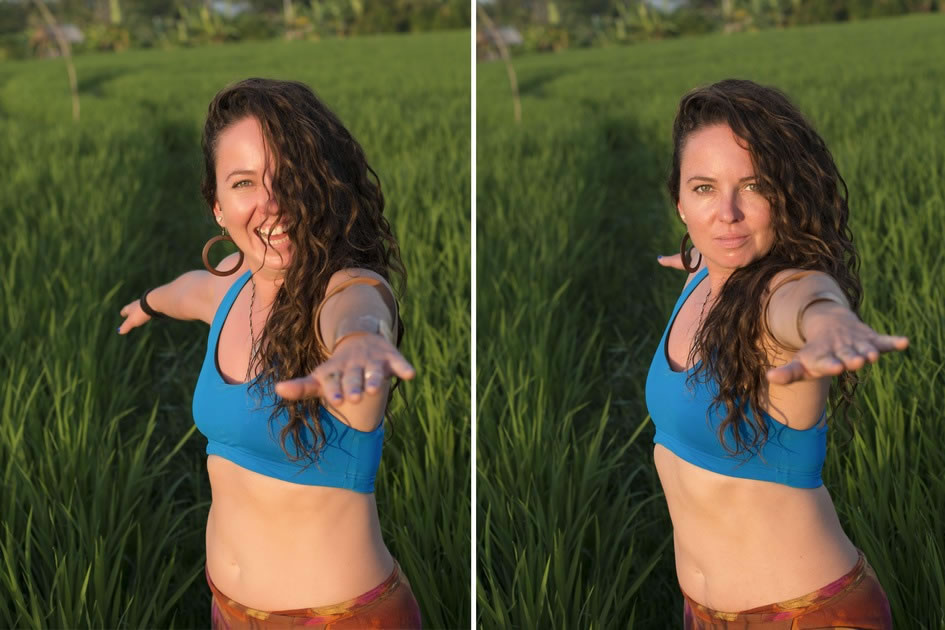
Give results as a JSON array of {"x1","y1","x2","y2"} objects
[
  {"x1": 645, "y1": 267, "x2": 828, "y2": 489},
  {"x1": 192, "y1": 270, "x2": 384, "y2": 492}
]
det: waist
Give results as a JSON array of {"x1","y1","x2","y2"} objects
[
  {"x1": 676, "y1": 541, "x2": 862, "y2": 613},
  {"x1": 206, "y1": 465, "x2": 391, "y2": 609},
  {"x1": 656, "y1": 445, "x2": 858, "y2": 610}
]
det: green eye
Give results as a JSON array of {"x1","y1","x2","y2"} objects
[
  {"x1": 695, "y1": 184, "x2": 712, "y2": 193},
  {"x1": 745, "y1": 182, "x2": 760, "y2": 192},
  {"x1": 233, "y1": 180, "x2": 251, "y2": 188}
]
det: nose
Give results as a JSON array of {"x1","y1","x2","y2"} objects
[
  {"x1": 261, "y1": 190, "x2": 278, "y2": 215},
  {"x1": 717, "y1": 188, "x2": 744, "y2": 223}
]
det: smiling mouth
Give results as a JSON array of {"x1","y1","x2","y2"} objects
[
  {"x1": 255, "y1": 224, "x2": 291, "y2": 246},
  {"x1": 255, "y1": 223, "x2": 286, "y2": 237}
]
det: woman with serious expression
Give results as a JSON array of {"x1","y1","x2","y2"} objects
[{"x1": 677, "y1": 123, "x2": 776, "y2": 298}]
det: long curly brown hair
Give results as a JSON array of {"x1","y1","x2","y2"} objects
[
  {"x1": 201, "y1": 78, "x2": 406, "y2": 470},
  {"x1": 667, "y1": 78, "x2": 862, "y2": 458}
]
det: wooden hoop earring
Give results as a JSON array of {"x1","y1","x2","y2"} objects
[
  {"x1": 202, "y1": 230, "x2": 244, "y2": 276},
  {"x1": 680, "y1": 232, "x2": 702, "y2": 273}
]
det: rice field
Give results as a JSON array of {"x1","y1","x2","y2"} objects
[
  {"x1": 0, "y1": 30, "x2": 469, "y2": 628},
  {"x1": 477, "y1": 13, "x2": 945, "y2": 629}
]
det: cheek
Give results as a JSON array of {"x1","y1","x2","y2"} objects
[{"x1": 758, "y1": 212, "x2": 776, "y2": 251}]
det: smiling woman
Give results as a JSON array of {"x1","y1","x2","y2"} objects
[{"x1": 118, "y1": 78, "x2": 422, "y2": 629}]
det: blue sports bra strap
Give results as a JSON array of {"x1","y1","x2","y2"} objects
[
  {"x1": 210, "y1": 270, "x2": 252, "y2": 335},
  {"x1": 673, "y1": 267, "x2": 709, "y2": 314}
]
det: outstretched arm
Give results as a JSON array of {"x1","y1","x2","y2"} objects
[
  {"x1": 763, "y1": 271, "x2": 909, "y2": 384},
  {"x1": 274, "y1": 269, "x2": 415, "y2": 428},
  {"x1": 117, "y1": 252, "x2": 245, "y2": 333}
]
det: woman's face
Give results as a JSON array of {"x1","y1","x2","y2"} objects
[
  {"x1": 213, "y1": 116, "x2": 292, "y2": 275},
  {"x1": 677, "y1": 123, "x2": 775, "y2": 272}
]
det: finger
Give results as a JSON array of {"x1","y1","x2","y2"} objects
[
  {"x1": 767, "y1": 355, "x2": 843, "y2": 385},
  {"x1": 363, "y1": 360, "x2": 388, "y2": 395},
  {"x1": 341, "y1": 364, "x2": 364, "y2": 403},
  {"x1": 834, "y1": 346, "x2": 867, "y2": 371},
  {"x1": 853, "y1": 341, "x2": 880, "y2": 363},
  {"x1": 274, "y1": 375, "x2": 322, "y2": 401},
  {"x1": 387, "y1": 352, "x2": 416, "y2": 381},
  {"x1": 872, "y1": 335, "x2": 910, "y2": 353},
  {"x1": 814, "y1": 354, "x2": 847, "y2": 375},
  {"x1": 657, "y1": 253, "x2": 686, "y2": 270},
  {"x1": 319, "y1": 369, "x2": 343, "y2": 405},
  {"x1": 766, "y1": 360, "x2": 807, "y2": 385}
]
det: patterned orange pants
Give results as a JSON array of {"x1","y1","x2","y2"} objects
[
  {"x1": 206, "y1": 560, "x2": 422, "y2": 629},
  {"x1": 682, "y1": 549, "x2": 892, "y2": 629}
]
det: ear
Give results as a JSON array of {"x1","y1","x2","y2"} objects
[
  {"x1": 213, "y1": 201, "x2": 223, "y2": 224},
  {"x1": 676, "y1": 200, "x2": 686, "y2": 223}
]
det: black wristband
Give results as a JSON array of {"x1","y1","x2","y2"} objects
[{"x1": 140, "y1": 288, "x2": 169, "y2": 320}]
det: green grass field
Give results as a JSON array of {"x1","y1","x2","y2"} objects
[
  {"x1": 0, "y1": 30, "x2": 469, "y2": 628},
  {"x1": 477, "y1": 14, "x2": 945, "y2": 629}
]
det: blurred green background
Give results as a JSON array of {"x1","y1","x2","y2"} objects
[
  {"x1": 0, "y1": 29, "x2": 469, "y2": 629},
  {"x1": 477, "y1": 0, "x2": 940, "y2": 55},
  {"x1": 478, "y1": 12, "x2": 945, "y2": 629},
  {"x1": 2, "y1": 0, "x2": 469, "y2": 60}
]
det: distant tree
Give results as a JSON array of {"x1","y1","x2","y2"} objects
[{"x1": 29, "y1": 0, "x2": 79, "y2": 119}]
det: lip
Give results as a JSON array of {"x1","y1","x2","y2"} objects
[{"x1": 714, "y1": 235, "x2": 749, "y2": 248}]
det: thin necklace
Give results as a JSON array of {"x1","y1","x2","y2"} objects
[
  {"x1": 700, "y1": 286, "x2": 712, "y2": 322},
  {"x1": 248, "y1": 276, "x2": 259, "y2": 382},
  {"x1": 692, "y1": 286, "x2": 711, "y2": 370}
]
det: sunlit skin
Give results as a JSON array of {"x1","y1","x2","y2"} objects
[{"x1": 658, "y1": 123, "x2": 908, "y2": 383}]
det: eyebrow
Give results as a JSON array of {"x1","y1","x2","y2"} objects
[
  {"x1": 226, "y1": 169, "x2": 257, "y2": 181},
  {"x1": 687, "y1": 175, "x2": 757, "y2": 183}
]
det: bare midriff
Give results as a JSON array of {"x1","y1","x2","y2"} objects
[
  {"x1": 205, "y1": 455, "x2": 393, "y2": 611},
  {"x1": 654, "y1": 444, "x2": 859, "y2": 612}
]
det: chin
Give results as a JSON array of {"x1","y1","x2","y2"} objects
[{"x1": 715, "y1": 252, "x2": 755, "y2": 270}]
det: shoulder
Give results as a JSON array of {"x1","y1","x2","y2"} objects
[
  {"x1": 682, "y1": 262, "x2": 708, "y2": 291},
  {"x1": 206, "y1": 253, "x2": 250, "y2": 302}
]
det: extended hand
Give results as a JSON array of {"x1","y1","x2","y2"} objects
[
  {"x1": 118, "y1": 299, "x2": 151, "y2": 334},
  {"x1": 766, "y1": 307, "x2": 909, "y2": 385},
  {"x1": 274, "y1": 334, "x2": 416, "y2": 403}
]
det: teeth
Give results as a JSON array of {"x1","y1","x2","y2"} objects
[{"x1": 257, "y1": 224, "x2": 286, "y2": 236}]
